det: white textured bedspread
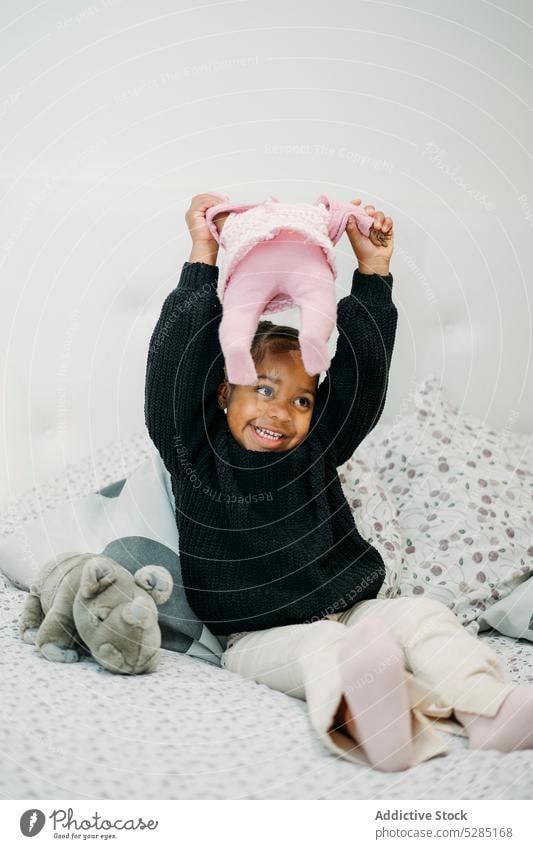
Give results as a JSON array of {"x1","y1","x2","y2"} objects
[
  {"x1": 1, "y1": 432, "x2": 532, "y2": 799},
  {"x1": 1, "y1": 570, "x2": 532, "y2": 800}
]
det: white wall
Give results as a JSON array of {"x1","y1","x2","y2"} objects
[{"x1": 1, "y1": 0, "x2": 532, "y2": 499}]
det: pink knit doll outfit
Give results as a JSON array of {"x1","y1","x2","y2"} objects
[{"x1": 205, "y1": 193, "x2": 375, "y2": 385}]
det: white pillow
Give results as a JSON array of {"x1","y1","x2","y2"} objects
[
  {"x1": 477, "y1": 575, "x2": 533, "y2": 641},
  {"x1": 365, "y1": 375, "x2": 533, "y2": 633},
  {"x1": 0, "y1": 452, "x2": 224, "y2": 664},
  {"x1": 339, "y1": 456, "x2": 402, "y2": 600}
]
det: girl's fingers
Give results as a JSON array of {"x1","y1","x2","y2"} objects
[
  {"x1": 371, "y1": 211, "x2": 395, "y2": 232},
  {"x1": 338, "y1": 199, "x2": 396, "y2": 237},
  {"x1": 372, "y1": 211, "x2": 386, "y2": 230}
]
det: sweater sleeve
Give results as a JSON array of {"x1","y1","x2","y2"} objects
[
  {"x1": 144, "y1": 261, "x2": 224, "y2": 478},
  {"x1": 313, "y1": 268, "x2": 398, "y2": 467}
]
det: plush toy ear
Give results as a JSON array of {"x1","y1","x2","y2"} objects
[
  {"x1": 133, "y1": 565, "x2": 173, "y2": 605},
  {"x1": 79, "y1": 557, "x2": 118, "y2": 599}
]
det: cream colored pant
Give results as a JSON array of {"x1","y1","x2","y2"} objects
[{"x1": 220, "y1": 596, "x2": 516, "y2": 769}]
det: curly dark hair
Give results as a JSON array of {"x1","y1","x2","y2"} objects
[
  {"x1": 250, "y1": 319, "x2": 301, "y2": 363},
  {"x1": 224, "y1": 320, "x2": 315, "y2": 404}
]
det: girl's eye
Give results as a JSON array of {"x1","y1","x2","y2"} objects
[
  {"x1": 255, "y1": 385, "x2": 273, "y2": 397},
  {"x1": 255, "y1": 386, "x2": 311, "y2": 408}
]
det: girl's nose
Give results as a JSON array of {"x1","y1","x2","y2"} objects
[{"x1": 266, "y1": 399, "x2": 291, "y2": 422}]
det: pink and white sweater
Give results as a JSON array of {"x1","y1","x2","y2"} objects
[
  {"x1": 198, "y1": 193, "x2": 377, "y2": 385},
  {"x1": 205, "y1": 193, "x2": 375, "y2": 313}
]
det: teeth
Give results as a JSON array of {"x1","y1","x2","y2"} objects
[{"x1": 254, "y1": 425, "x2": 283, "y2": 440}]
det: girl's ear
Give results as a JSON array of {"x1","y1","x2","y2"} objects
[{"x1": 217, "y1": 378, "x2": 228, "y2": 411}]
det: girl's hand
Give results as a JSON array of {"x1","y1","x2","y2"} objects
[
  {"x1": 345, "y1": 198, "x2": 394, "y2": 276},
  {"x1": 185, "y1": 193, "x2": 230, "y2": 244},
  {"x1": 185, "y1": 193, "x2": 230, "y2": 264}
]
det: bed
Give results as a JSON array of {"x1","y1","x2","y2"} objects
[
  {"x1": 1, "y1": 386, "x2": 532, "y2": 800},
  {"x1": 1, "y1": 571, "x2": 532, "y2": 800}
]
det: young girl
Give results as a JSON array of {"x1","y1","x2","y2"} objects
[{"x1": 145, "y1": 192, "x2": 533, "y2": 772}]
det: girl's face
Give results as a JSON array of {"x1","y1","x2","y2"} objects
[{"x1": 218, "y1": 349, "x2": 318, "y2": 452}]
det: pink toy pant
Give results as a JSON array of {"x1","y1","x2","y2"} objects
[{"x1": 218, "y1": 231, "x2": 337, "y2": 386}]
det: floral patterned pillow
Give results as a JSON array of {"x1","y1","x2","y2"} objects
[
  {"x1": 363, "y1": 375, "x2": 533, "y2": 633},
  {"x1": 338, "y1": 456, "x2": 402, "y2": 600}
]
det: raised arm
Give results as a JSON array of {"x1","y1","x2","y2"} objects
[
  {"x1": 144, "y1": 194, "x2": 229, "y2": 477},
  {"x1": 144, "y1": 261, "x2": 225, "y2": 477},
  {"x1": 312, "y1": 197, "x2": 397, "y2": 465},
  {"x1": 313, "y1": 269, "x2": 398, "y2": 465}
]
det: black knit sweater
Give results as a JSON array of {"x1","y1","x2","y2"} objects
[{"x1": 145, "y1": 260, "x2": 398, "y2": 637}]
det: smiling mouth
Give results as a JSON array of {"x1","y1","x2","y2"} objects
[{"x1": 250, "y1": 424, "x2": 288, "y2": 444}]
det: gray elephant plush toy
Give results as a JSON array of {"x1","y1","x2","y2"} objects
[{"x1": 19, "y1": 551, "x2": 173, "y2": 674}]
